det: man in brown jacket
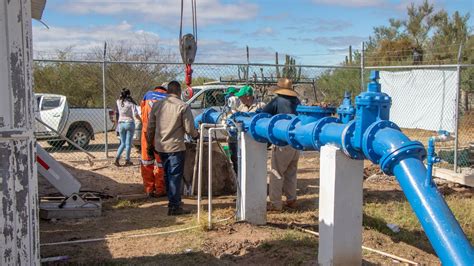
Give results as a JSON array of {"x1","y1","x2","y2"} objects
[{"x1": 147, "y1": 81, "x2": 198, "y2": 215}]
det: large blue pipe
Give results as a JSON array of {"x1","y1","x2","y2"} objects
[
  {"x1": 393, "y1": 157, "x2": 473, "y2": 265},
  {"x1": 195, "y1": 71, "x2": 474, "y2": 264}
]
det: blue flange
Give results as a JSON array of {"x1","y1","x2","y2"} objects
[
  {"x1": 286, "y1": 117, "x2": 304, "y2": 150},
  {"x1": 362, "y1": 120, "x2": 400, "y2": 164},
  {"x1": 249, "y1": 113, "x2": 271, "y2": 143},
  {"x1": 312, "y1": 117, "x2": 339, "y2": 150},
  {"x1": 379, "y1": 141, "x2": 426, "y2": 175},
  {"x1": 267, "y1": 114, "x2": 292, "y2": 146},
  {"x1": 341, "y1": 120, "x2": 363, "y2": 159}
]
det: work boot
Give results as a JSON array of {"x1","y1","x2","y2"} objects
[
  {"x1": 267, "y1": 202, "x2": 282, "y2": 212},
  {"x1": 168, "y1": 207, "x2": 191, "y2": 216},
  {"x1": 124, "y1": 160, "x2": 133, "y2": 166},
  {"x1": 113, "y1": 158, "x2": 120, "y2": 167},
  {"x1": 154, "y1": 191, "x2": 167, "y2": 198},
  {"x1": 146, "y1": 192, "x2": 157, "y2": 199},
  {"x1": 285, "y1": 199, "x2": 297, "y2": 209}
]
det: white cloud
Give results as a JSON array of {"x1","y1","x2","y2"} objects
[
  {"x1": 313, "y1": 36, "x2": 367, "y2": 46},
  {"x1": 252, "y1": 27, "x2": 275, "y2": 37},
  {"x1": 312, "y1": 0, "x2": 385, "y2": 8},
  {"x1": 33, "y1": 21, "x2": 162, "y2": 53},
  {"x1": 32, "y1": 22, "x2": 275, "y2": 63},
  {"x1": 56, "y1": 0, "x2": 259, "y2": 26}
]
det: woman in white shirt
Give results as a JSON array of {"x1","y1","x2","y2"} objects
[{"x1": 115, "y1": 88, "x2": 140, "y2": 166}]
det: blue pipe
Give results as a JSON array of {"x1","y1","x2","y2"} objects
[
  {"x1": 319, "y1": 122, "x2": 345, "y2": 148},
  {"x1": 194, "y1": 70, "x2": 474, "y2": 264},
  {"x1": 194, "y1": 108, "x2": 223, "y2": 129},
  {"x1": 392, "y1": 157, "x2": 474, "y2": 265},
  {"x1": 287, "y1": 106, "x2": 336, "y2": 150}
]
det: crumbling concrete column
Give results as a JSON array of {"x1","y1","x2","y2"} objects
[{"x1": 0, "y1": 0, "x2": 40, "y2": 265}]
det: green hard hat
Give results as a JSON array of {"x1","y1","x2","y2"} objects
[
  {"x1": 235, "y1": 85, "x2": 254, "y2": 97},
  {"x1": 225, "y1": 87, "x2": 239, "y2": 95}
]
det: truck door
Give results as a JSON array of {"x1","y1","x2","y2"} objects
[{"x1": 38, "y1": 95, "x2": 69, "y2": 134}]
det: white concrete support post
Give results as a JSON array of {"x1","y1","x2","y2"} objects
[
  {"x1": 237, "y1": 132, "x2": 267, "y2": 225},
  {"x1": 0, "y1": 0, "x2": 40, "y2": 265},
  {"x1": 318, "y1": 145, "x2": 364, "y2": 265}
]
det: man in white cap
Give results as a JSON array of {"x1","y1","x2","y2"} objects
[{"x1": 262, "y1": 78, "x2": 301, "y2": 211}]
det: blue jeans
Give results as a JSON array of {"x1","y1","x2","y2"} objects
[
  {"x1": 116, "y1": 121, "x2": 135, "y2": 161},
  {"x1": 158, "y1": 151, "x2": 185, "y2": 209}
]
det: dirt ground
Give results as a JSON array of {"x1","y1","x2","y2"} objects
[{"x1": 39, "y1": 151, "x2": 473, "y2": 265}]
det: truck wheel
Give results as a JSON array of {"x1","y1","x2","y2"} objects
[
  {"x1": 68, "y1": 127, "x2": 91, "y2": 149},
  {"x1": 47, "y1": 140, "x2": 66, "y2": 148}
]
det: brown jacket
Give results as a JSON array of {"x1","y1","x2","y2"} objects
[{"x1": 147, "y1": 95, "x2": 198, "y2": 153}]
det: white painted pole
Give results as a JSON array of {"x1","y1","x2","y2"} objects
[
  {"x1": 197, "y1": 124, "x2": 206, "y2": 221},
  {"x1": 318, "y1": 145, "x2": 364, "y2": 265},
  {"x1": 207, "y1": 127, "x2": 226, "y2": 229},
  {"x1": 208, "y1": 129, "x2": 213, "y2": 229},
  {"x1": 238, "y1": 132, "x2": 268, "y2": 225}
]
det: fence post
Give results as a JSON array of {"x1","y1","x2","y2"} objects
[
  {"x1": 246, "y1": 45, "x2": 250, "y2": 85},
  {"x1": 360, "y1": 42, "x2": 365, "y2": 92},
  {"x1": 102, "y1": 42, "x2": 109, "y2": 158},
  {"x1": 453, "y1": 44, "x2": 463, "y2": 173}
]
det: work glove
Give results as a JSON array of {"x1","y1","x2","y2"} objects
[{"x1": 147, "y1": 146, "x2": 155, "y2": 158}]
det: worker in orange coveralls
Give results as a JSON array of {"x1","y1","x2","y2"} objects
[{"x1": 140, "y1": 85, "x2": 168, "y2": 198}]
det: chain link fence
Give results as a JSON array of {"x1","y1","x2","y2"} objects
[
  {"x1": 33, "y1": 60, "x2": 360, "y2": 161},
  {"x1": 32, "y1": 58, "x2": 472, "y2": 171}
]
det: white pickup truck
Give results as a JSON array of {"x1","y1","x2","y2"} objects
[{"x1": 35, "y1": 93, "x2": 115, "y2": 148}]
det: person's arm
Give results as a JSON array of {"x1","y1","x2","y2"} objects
[
  {"x1": 146, "y1": 102, "x2": 158, "y2": 148},
  {"x1": 182, "y1": 105, "x2": 199, "y2": 138},
  {"x1": 132, "y1": 104, "x2": 141, "y2": 120},
  {"x1": 256, "y1": 101, "x2": 266, "y2": 112}
]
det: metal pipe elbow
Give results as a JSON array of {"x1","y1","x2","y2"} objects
[{"x1": 364, "y1": 120, "x2": 426, "y2": 175}]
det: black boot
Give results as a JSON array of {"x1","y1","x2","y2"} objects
[{"x1": 168, "y1": 207, "x2": 191, "y2": 216}]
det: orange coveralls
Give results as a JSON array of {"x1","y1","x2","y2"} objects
[{"x1": 140, "y1": 88, "x2": 167, "y2": 195}]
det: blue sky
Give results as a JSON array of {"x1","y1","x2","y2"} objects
[{"x1": 32, "y1": 0, "x2": 473, "y2": 65}]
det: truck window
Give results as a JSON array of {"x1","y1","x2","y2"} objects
[
  {"x1": 41, "y1": 97, "x2": 62, "y2": 111},
  {"x1": 189, "y1": 89, "x2": 226, "y2": 109},
  {"x1": 204, "y1": 90, "x2": 225, "y2": 108},
  {"x1": 190, "y1": 93, "x2": 204, "y2": 109}
]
